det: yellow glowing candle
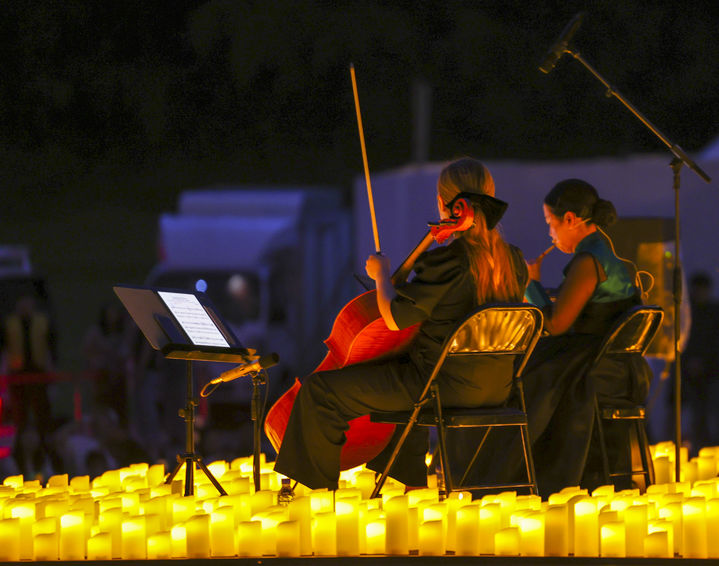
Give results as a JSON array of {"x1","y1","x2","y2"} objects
[
  {"x1": 336, "y1": 499, "x2": 360, "y2": 556},
  {"x1": 658, "y1": 501, "x2": 682, "y2": 556},
  {"x1": 366, "y1": 516, "x2": 386, "y2": 555},
  {"x1": 418, "y1": 519, "x2": 444, "y2": 555},
  {"x1": 624, "y1": 503, "x2": 647, "y2": 557},
  {"x1": 170, "y1": 524, "x2": 187, "y2": 558},
  {"x1": 455, "y1": 503, "x2": 479, "y2": 555},
  {"x1": 70, "y1": 475, "x2": 90, "y2": 492},
  {"x1": 494, "y1": 526, "x2": 519, "y2": 556},
  {"x1": 313, "y1": 511, "x2": 337, "y2": 556},
  {"x1": 707, "y1": 499, "x2": 719, "y2": 558},
  {"x1": 172, "y1": 496, "x2": 197, "y2": 524},
  {"x1": 98, "y1": 506, "x2": 123, "y2": 558},
  {"x1": 87, "y1": 532, "x2": 112, "y2": 560},
  {"x1": 275, "y1": 519, "x2": 300, "y2": 557},
  {"x1": 519, "y1": 511, "x2": 544, "y2": 556},
  {"x1": 210, "y1": 508, "x2": 236, "y2": 557},
  {"x1": 600, "y1": 521, "x2": 625, "y2": 557},
  {"x1": 288, "y1": 496, "x2": 312, "y2": 555},
  {"x1": 544, "y1": 504, "x2": 568, "y2": 556},
  {"x1": 0, "y1": 518, "x2": 20, "y2": 562},
  {"x1": 310, "y1": 490, "x2": 334, "y2": 514},
  {"x1": 384, "y1": 495, "x2": 409, "y2": 555},
  {"x1": 8, "y1": 499, "x2": 35, "y2": 560},
  {"x1": 121, "y1": 516, "x2": 147, "y2": 560},
  {"x1": 33, "y1": 532, "x2": 58, "y2": 561},
  {"x1": 645, "y1": 530, "x2": 672, "y2": 558},
  {"x1": 185, "y1": 513, "x2": 210, "y2": 558},
  {"x1": 147, "y1": 532, "x2": 171, "y2": 559},
  {"x1": 648, "y1": 519, "x2": 674, "y2": 558},
  {"x1": 32, "y1": 517, "x2": 58, "y2": 561},
  {"x1": 237, "y1": 520, "x2": 262, "y2": 557},
  {"x1": 59, "y1": 511, "x2": 85, "y2": 561},
  {"x1": 408, "y1": 505, "x2": 419, "y2": 553},
  {"x1": 682, "y1": 497, "x2": 707, "y2": 558},
  {"x1": 573, "y1": 498, "x2": 598, "y2": 557},
  {"x1": 479, "y1": 502, "x2": 501, "y2": 555}
]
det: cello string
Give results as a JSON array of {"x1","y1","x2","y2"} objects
[{"x1": 350, "y1": 63, "x2": 381, "y2": 254}]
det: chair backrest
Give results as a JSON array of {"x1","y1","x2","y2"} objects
[
  {"x1": 439, "y1": 303, "x2": 544, "y2": 378},
  {"x1": 592, "y1": 305, "x2": 665, "y2": 365}
]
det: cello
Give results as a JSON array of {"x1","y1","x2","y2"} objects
[{"x1": 263, "y1": 65, "x2": 477, "y2": 470}]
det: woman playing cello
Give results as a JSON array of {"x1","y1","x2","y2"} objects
[{"x1": 273, "y1": 157, "x2": 529, "y2": 490}]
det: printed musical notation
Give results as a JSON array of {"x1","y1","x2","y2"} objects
[{"x1": 157, "y1": 291, "x2": 230, "y2": 348}]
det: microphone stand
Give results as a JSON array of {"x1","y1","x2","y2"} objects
[
  {"x1": 250, "y1": 370, "x2": 266, "y2": 493},
  {"x1": 563, "y1": 47, "x2": 711, "y2": 481}
]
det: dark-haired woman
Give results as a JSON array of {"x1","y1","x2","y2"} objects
[
  {"x1": 273, "y1": 158, "x2": 528, "y2": 491},
  {"x1": 518, "y1": 179, "x2": 652, "y2": 496}
]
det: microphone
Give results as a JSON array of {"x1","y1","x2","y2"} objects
[
  {"x1": 209, "y1": 353, "x2": 280, "y2": 384},
  {"x1": 539, "y1": 12, "x2": 584, "y2": 74}
]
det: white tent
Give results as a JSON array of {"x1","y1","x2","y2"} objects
[{"x1": 353, "y1": 153, "x2": 719, "y2": 291}]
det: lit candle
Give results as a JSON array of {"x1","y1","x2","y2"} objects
[
  {"x1": 310, "y1": 490, "x2": 334, "y2": 514},
  {"x1": 185, "y1": 514, "x2": 210, "y2": 558},
  {"x1": 313, "y1": 511, "x2": 337, "y2": 556},
  {"x1": 237, "y1": 520, "x2": 262, "y2": 557},
  {"x1": 624, "y1": 503, "x2": 647, "y2": 557},
  {"x1": 455, "y1": 503, "x2": 479, "y2": 555},
  {"x1": 518, "y1": 511, "x2": 544, "y2": 556},
  {"x1": 147, "y1": 532, "x2": 171, "y2": 560},
  {"x1": 288, "y1": 496, "x2": 312, "y2": 555},
  {"x1": 478, "y1": 502, "x2": 501, "y2": 555},
  {"x1": 600, "y1": 521, "x2": 625, "y2": 557},
  {"x1": 87, "y1": 532, "x2": 112, "y2": 560},
  {"x1": 0, "y1": 518, "x2": 20, "y2": 562},
  {"x1": 210, "y1": 508, "x2": 236, "y2": 557},
  {"x1": 384, "y1": 495, "x2": 408, "y2": 555},
  {"x1": 121, "y1": 516, "x2": 146, "y2": 559},
  {"x1": 573, "y1": 497, "x2": 598, "y2": 557},
  {"x1": 355, "y1": 469, "x2": 376, "y2": 500},
  {"x1": 408, "y1": 505, "x2": 419, "y2": 553},
  {"x1": 335, "y1": 499, "x2": 360, "y2": 555},
  {"x1": 59, "y1": 511, "x2": 85, "y2": 561},
  {"x1": 32, "y1": 517, "x2": 58, "y2": 561},
  {"x1": 682, "y1": 497, "x2": 707, "y2": 558},
  {"x1": 645, "y1": 527, "x2": 672, "y2": 558},
  {"x1": 658, "y1": 501, "x2": 682, "y2": 556},
  {"x1": 418, "y1": 519, "x2": 444, "y2": 555},
  {"x1": 544, "y1": 504, "x2": 568, "y2": 556},
  {"x1": 276, "y1": 520, "x2": 300, "y2": 557},
  {"x1": 707, "y1": 498, "x2": 719, "y2": 558},
  {"x1": 365, "y1": 515, "x2": 386, "y2": 555},
  {"x1": 494, "y1": 526, "x2": 519, "y2": 556},
  {"x1": 170, "y1": 524, "x2": 187, "y2": 558},
  {"x1": 8, "y1": 499, "x2": 35, "y2": 560},
  {"x1": 171, "y1": 495, "x2": 196, "y2": 523},
  {"x1": 33, "y1": 532, "x2": 58, "y2": 561},
  {"x1": 653, "y1": 456, "x2": 671, "y2": 484},
  {"x1": 98, "y1": 506, "x2": 123, "y2": 558}
]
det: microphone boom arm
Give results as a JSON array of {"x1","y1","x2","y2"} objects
[{"x1": 566, "y1": 48, "x2": 711, "y2": 183}]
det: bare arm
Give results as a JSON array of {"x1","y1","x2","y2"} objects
[
  {"x1": 544, "y1": 253, "x2": 602, "y2": 335},
  {"x1": 365, "y1": 254, "x2": 399, "y2": 331}
]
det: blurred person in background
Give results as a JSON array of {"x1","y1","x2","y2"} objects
[
  {"x1": 1, "y1": 293, "x2": 63, "y2": 479},
  {"x1": 681, "y1": 272, "x2": 719, "y2": 456}
]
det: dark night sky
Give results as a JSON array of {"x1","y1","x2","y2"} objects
[{"x1": 1, "y1": 1, "x2": 717, "y2": 370}]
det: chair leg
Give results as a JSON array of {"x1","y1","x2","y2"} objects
[
  {"x1": 636, "y1": 419, "x2": 655, "y2": 487},
  {"x1": 594, "y1": 396, "x2": 611, "y2": 485},
  {"x1": 431, "y1": 384, "x2": 452, "y2": 494},
  {"x1": 371, "y1": 416, "x2": 421, "y2": 498},
  {"x1": 519, "y1": 423, "x2": 538, "y2": 495}
]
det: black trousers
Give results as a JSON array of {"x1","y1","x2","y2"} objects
[{"x1": 273, "y1": 354, "x2": 510, "y2": 490}]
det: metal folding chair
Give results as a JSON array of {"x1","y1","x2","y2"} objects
[
  {"x1": 588, "y1": 305, "x2": 664, "y2": 490},
  {"x1": 369, "y1": 303, "x2": 543, "y2": 498}
]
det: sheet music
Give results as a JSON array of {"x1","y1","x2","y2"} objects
[{"x1": 158, "y1": 291, "x2": 230, "y2": 348}]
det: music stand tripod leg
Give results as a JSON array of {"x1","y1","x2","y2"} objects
[{"x1": 164, "y1": 361, "x2": 227, "y2": 496}]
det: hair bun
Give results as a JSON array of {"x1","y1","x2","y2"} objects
[{"x1": 592, "y1": 198, "x2": 617, "y2": 228}]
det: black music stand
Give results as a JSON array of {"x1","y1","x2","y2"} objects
[{"x1": 114, "y1": 284, "x2": 254, "y2": 496}]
